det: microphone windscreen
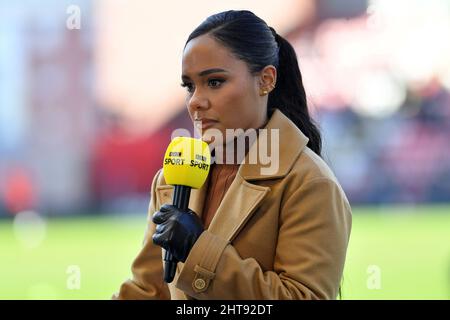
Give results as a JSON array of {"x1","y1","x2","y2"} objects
[{"x1": 163, "y1": 137, "x2": 211, "y2": 189}]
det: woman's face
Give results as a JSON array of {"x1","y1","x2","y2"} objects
[{"x1": 181, "y1": 34, "x2": 274, "y2": 146}]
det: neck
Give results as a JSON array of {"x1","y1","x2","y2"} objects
[{"x1": 211, "y1": 120, "x2": 268, "y2": 165}]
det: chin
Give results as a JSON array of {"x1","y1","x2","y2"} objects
[{"x1": 196, "y1": 127, "x2": 223, "y2": 145}]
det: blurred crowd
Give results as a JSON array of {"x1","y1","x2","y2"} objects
[
  {"x1": 1, "y1": 1, "x2": 449, "y2": 216},
  {"x1": 320, "y1": 80, "x2": 450, "y2": 204}
]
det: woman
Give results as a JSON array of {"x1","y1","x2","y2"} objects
[{"x1": 114, "y1": 10, "x2": 351, "y2": 300}]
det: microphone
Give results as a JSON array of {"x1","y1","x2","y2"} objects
[{"x1": 162, "y1": 136, "x2": 211, "y2": 283}]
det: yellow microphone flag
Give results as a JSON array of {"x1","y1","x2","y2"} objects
[{"x1": 163, "y1": 137, "x2": 211, "y2": 189}]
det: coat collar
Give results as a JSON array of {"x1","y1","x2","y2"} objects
[
  {"x1": 156, "y1": 109, "x2": 309, "y2": 242},
  {"x1": 238, "y1": 109, "x2": 309, "y2": 181}
]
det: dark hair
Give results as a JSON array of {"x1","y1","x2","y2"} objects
[{"x1": 185, "y1": 10, "x2": 322, "y2": 156}]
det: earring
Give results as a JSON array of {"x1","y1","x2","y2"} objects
[{"x1": 262, "y1": 89, "x2": 268, "y2": 95}]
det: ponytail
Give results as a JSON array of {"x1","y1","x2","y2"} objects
[{"x1": 268, "y1": 29, "x2": 322, "y2": 156}]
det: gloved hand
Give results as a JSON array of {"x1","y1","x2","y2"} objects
[{"x1": 152, "y1": 204, "x2": 204, "y2": 262}]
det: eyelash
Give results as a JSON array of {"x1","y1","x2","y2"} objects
[
  {"x1": 180, "y1": 79, "x2": 225, "y2": 93},
  {"x1": 180, "y1": 82, "x2": 194, "y2": 93}
]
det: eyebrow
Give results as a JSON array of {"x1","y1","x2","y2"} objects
[{"x1": 182, "y1": 68, "x2": 228, "y2": 80}]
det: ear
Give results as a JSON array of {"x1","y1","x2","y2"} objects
[{"x1": 258, "y1": 65, "x2": 277, "y2": 92}]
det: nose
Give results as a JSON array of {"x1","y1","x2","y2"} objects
[{"x1": 187, "y1": 89, "x2": 209, "y2": 112}]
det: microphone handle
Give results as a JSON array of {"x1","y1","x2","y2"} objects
[{"x1": 163, "y1": 185, "x2": 191, "y2": 283}]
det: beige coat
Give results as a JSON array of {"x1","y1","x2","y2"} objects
[{"x1": 114, "y1": 109, "x2": 352, "y2": 300}]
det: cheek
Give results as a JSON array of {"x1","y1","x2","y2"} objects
[{"x1": 215, "y1": 81, "x2": 256, "y2": 128}]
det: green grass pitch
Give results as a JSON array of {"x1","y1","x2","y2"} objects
[{"x1": 0, "y1": 205, "x2": 449, "y2": 299}]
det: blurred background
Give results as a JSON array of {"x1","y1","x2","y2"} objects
[{"x1": 0, "y1": 0, "x2": 449, "y2": 299}]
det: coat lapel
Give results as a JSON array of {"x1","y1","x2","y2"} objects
[
  {"x1": 207, "y1": 109, "x2": 309, "y2": 241},
  {"x1": 155, "y1": 110, "x2": 309, "y2": 243},
  {"x1": 207, "y1": 175, "x2": 270, "y2": 242},
  {"x1": 155, "y1": 174, "x2": 210, "y2": 220},
  {"x1": 156, "y1": 176, "x2": 269, "y2": 243}
]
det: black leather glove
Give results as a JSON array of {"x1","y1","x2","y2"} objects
[{"x1": 152, "y1": 204, "x2": 204, "y2": 262}]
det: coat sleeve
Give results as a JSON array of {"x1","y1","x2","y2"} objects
[
  {"x1": 175, "y1": 177, "x2": 352, "y2": 299},
  {"x1": 112, "y1": 169, "x2": 171, "y2": 300}
]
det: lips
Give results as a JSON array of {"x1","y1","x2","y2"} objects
[{"x1": 195, "y1": 118, "x2": 218, "y2": 130}]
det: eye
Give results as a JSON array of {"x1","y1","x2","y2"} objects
[
  {"x1": 208, "y1": 78, "x2": 225, "y2": 88},
  {"x1": 180, "y1": 82, "x2": 194, "y2": 93}
]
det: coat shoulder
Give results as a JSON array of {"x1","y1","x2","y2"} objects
[
  {"x1": 289, "y1": 147, "x2": 338, "y2": 184},
  {"x1": 286, "y1": 147, "x2": 350, "y2": 208}
]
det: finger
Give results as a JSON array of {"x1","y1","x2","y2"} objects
[
  {"x1": 155, "y1": 223, "x2": 166, "y2": 234},
  {"x1": 152, "y1": 206, "x2": 175, "y2": 224},
  {"x1": 159, "y1": 204, "x2": 174, "y2": 212},
  {"x1": 152, "y1": 232, "x2": 166, "y2": 248}
]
